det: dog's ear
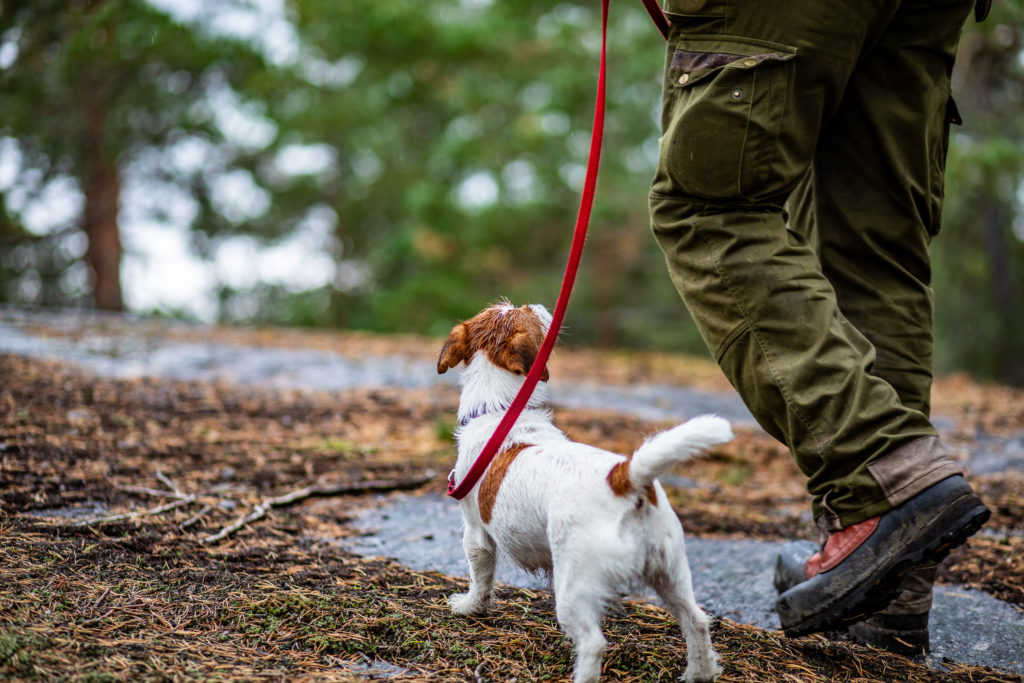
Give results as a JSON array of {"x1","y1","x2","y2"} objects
[
  {"x1": 437, "y1": 323, "x2": 471, "y2": 374},
  {"x1": 500, "y1": 331, "x2": 550, "y2": 382}
]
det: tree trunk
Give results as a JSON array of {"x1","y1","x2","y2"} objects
[
  {"x1": 981, "y1": 199, "x2": 1023, "y2": 385},
  {"x1": 81, "y1": 94, "x2": 124, "y2": 312},
  {"x1": 957, "y1": 32, "x2": 1023, "y2": 385}
]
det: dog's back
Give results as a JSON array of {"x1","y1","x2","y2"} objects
[
  {"x1": 479, "y1": 415, "x2": 732, "y2": 582},
  {"x1": 479, "y1": 442, "x2": 626, "y2": 574}
]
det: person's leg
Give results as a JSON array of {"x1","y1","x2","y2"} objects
[
  {"x1": 786, "y1": 170, "x2": 935, "y2": 417},
  {"x1": 651, "y1": 0, "x2": 989, "y2": 637},
  {"x1": 785, "y1": 170, "x2": 939, "y2": 652},
  {"x1": 650, "y1": 0, "x2": 958, "y2": 531},
  {"x1": 781, "y1": 0, "x2": 975, "y2": 650},
  {"x1": 789, "y1": 0, "x2": 966, "y2": 418}
]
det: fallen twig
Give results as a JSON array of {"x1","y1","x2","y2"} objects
[
  {"x1": 112, "y1": 483, "x2": 192, "y2": 500},
  {"x1": 68, "y1": 494, "x2": 198, "y2": 528},
  {"x1": 201, "y1": 472, "x2": 435, "y2": 544},
  {"x1": 92, "y1": 587, "x2": 112, "y2": 608},
  {"x1": 156, "y1": 469, "x2": 183, "y2": 497},
  {"x1": 179, "y1": 503, "x2": 213, "y2": 530},
  {"x1": 106, "y1": 472, "x2": 190, "y2": 501}
]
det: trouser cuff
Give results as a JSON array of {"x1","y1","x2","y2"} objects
[
  {"x1": 867, "y1": 435, "x2": 962, "y2": 507},
  {"x1": 817, "y1": 435, "x2": 961, "y2": 533}
]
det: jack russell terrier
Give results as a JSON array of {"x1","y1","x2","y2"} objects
[{"x1": 437, "y1": 301, "x2": 730, "y2": 683}]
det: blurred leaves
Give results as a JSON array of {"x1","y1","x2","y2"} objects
[
  {"x1": 1, "y1": 0, "x2": 1023, "y2": 382},
  {"x1": 938, "y1": 0, "x2": 1024, "y2": 384}
]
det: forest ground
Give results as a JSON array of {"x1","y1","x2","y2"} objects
[{"x1": 1, "y1": 308, "x2": 1022, "y2": 682}]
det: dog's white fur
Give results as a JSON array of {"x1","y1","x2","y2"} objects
[{"x1": 438, "y1": 302, "x2": 729, "y2": 683}]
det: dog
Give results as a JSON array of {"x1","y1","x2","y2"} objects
[{"x1": 437, "y1": 301, "x2": 730, "y2": 683}]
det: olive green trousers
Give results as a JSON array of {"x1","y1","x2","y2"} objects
[{"x1": 649, "y1": 0, "x2": 973, "y2": 529}]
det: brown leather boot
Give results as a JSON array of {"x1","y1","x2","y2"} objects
[
  {"x1": 775, "y1": 540, "x2": 934, "y2": 655},
  {"x1": 846, "y1": 565, "x2": 935, "y2": 656},
  {"x1": 774, "y1": 475, "x2": 988, "y2": 638}
]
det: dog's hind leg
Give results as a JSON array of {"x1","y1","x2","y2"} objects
[
  {"x1": 449, "y1": 526, "x2": 496, "y2": 615},
  {"x1": 552, "y1": 562, "x2": 609, "y2": 683},
  {"x1": 649, "y1": 547, "x2": 721, "y2": 683}
]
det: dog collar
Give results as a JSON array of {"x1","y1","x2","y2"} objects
[{"x1": 458, "y1": 404, "x2": 510, "y2": 428}]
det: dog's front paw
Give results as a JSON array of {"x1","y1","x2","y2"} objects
[
  {"x1": 448, "y1": 592, "x2": 488, "y2": 616},
  {"x1": 682, "y1": 656, "x2": 722, "y2": 683}
]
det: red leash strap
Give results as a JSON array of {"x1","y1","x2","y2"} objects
[
  {"x1": 447, "y1": 0, "x2": 669, "y2": 500},
  {"x1": 640, "y1": 0, "x2": 671, "y2": 40},
  {"x1": 447, "y1": 0, "x2": 608, "y2": 500}
]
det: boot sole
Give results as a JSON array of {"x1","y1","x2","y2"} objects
[{"x1": 781, "y1": 494, "x2": 990, "y2": 638}]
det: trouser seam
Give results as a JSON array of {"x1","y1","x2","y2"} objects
[
  {"x1": 741, "y1": 67, "x2": 789, "y2": 203},
  {"x1": 712, "y1": 321, "x2": 748, "y2": 365}
]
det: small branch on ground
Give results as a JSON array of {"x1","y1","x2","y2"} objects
[
  {"x1": 200, "y1": 472, "x2": 436, "y2": 544},
  {"x1": 111, "y1": 483, "x2": 192, "y2": 500},
  {"x1": 106, "y1": 472, "x2": 191, "y2": 501},
  {"x1": 156, "y1": 469, "x2": 184, "y2": 497},
  {"x1": 179, "y1": 504, "x2": 213, "y2": 530},
  {"x1": 67, "y1": 494, "x2": 198, "y2": 528}
]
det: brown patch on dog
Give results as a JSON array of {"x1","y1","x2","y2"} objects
[
  {"x1": 607, "y1": 460, "x2": 632, "y2": 496},
  {"x1": 478, "y1": 443, "x2": 532, "y2": 524},
  {"x1": 644, "y1": 484, "x2": 658, "y2": 506},
  {"x1": 607, "y1": 459, "x2": 658, "y2": 506},
  {"x1": 437, "y1": 304, "x2": 550, "y2": 381}
]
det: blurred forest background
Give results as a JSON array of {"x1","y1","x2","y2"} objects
[{"x1": 1, "y1": 0, "x2": 1022, "y2": 384}]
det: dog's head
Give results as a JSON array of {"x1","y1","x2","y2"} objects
[{"x1": 437, "y1": 302, "x2": 551, "y2": 381}]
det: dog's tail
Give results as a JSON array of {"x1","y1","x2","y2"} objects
[{"x1": 614, "y1": 415, "x2": 733, "y2": 495}]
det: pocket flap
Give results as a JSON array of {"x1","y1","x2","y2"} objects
[{"x1": 670, "y1": 35, "x2": 796, "y2": 89}]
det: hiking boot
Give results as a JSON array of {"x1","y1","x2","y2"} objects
[
  {"x1": 847, "y1": 612, "x2": 930, "y2": 656},
  {"x1": 775, "y1": 474, "x2": 989, "y2": 638},
  {"x1": 774, "y1": 540, "x2": 935, "y2": 655},
  {"x1": 774, "y1": 539, "x2": 819, "y2": 595}
]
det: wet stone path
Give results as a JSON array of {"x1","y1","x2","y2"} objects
[{"x1": 2, "y1": 307, "x2": 1022, "y2": 675}]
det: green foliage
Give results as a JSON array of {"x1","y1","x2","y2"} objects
[
  {"x1": 279, "y1": 0, "x2": 695, "y2": 346},
  {"x1": 934, "y1": 2, "x2": 1024, "y2": 384},
  {"x1": 1, "y1": 0, "x2": 1023, "y2": 383},
  {"x1": 0, "y1": 0, "x2": 305, "y2": 309}
]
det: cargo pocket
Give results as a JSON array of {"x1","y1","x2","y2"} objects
[{"x1": 653, "y1": 35, "x2": 797, "y2": 201}]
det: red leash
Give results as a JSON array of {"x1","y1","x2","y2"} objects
[
  {"x1": 641, "y1": 0, "x2": 671, "y2": 40},
  {"x1": 447, "y1": 0, "x2": 670, "y2": 500}
]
